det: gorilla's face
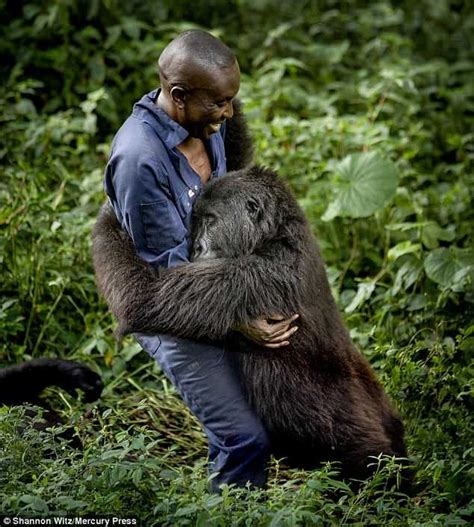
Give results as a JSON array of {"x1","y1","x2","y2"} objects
[{"x1": 191, "y1": 171, "x2": 276, "y2": 261}]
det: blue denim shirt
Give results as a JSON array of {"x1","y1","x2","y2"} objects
[{"x1": 104, "y1": 89, "x2": 227, "y2": 268}]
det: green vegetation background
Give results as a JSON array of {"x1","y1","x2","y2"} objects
[{"x1": 0, "y1": 0, "x2": 473, "y2": 525}]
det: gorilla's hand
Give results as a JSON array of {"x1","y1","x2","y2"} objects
[{"x1": 234, "y1": 314, "x2": 299, "y2": 349}]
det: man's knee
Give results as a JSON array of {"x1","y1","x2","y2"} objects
[
  {"x1": 248, "y1": 427, "x2": 270, "y2": 454},
  {"x1": 223, "y1": 423, "x2": 271, "y2": 458}
]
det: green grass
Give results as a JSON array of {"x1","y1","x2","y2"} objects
[{"x1": 1, "y1": 1, "x2": 473, "y2": 524}]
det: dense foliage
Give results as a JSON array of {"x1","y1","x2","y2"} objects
[{"x1": 1, "y1": 0, "x2": 473, "y2": 524}]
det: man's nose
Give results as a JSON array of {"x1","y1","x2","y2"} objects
[{"x1": 222, "y1": 101, "x2": 234, "y2": 120}]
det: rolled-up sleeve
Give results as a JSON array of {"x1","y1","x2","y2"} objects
[{"x1": 104, "y1": 120, "x2": 190, "y2": 268}]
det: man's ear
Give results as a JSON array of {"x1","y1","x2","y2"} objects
[{"x1": 170, "y1": 86, "x2": 186, "y2": 108}]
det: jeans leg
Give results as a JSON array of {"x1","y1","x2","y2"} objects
[{"x1": 135, "y1": 333, "x2": 270, "y2": 492}]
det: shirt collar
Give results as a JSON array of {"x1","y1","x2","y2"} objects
[{"x1": 132, "y1": 88, "x2": 190, "y2": 149}]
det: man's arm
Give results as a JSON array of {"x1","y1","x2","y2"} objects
[{"x1": 104, "y1": 121, "x2": 190, "y2": 268}]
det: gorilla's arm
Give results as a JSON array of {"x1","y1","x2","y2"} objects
[
  {"x1": 224, "y1": 98, "x2": 254, "y2": 171},
  {"x1": 92, "y1": 203, "x2": 300, "y2": 341},
  {"x1": 0, "y1": 359, "x2": 103, "y2": 405}
]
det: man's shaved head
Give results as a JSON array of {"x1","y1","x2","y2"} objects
[
  {"x1": 158, "y1": 30, "x2": 237, "y2": 91},
  {"x1": 156, "y1": 30, "x2": 240, "y2": 140}
]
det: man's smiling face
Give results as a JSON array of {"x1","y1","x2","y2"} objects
[{"x1": 179, "y1": 61, "x2": 241, "y2": 140}]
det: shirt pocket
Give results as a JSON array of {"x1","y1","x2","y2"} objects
[{"x1": 140, "y1": 198, "x2": 187, "y2": 251}]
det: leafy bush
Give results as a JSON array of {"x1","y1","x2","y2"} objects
[{"x1": 1, "y1": 0, "x2": 472, "y2": 524}]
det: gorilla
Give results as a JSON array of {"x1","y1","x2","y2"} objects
[
  {"x1": 0, "y1": 359, "x2": 103, "y2": 406},
  {"x1": 0, "y1": 359, "x2": 103, "y2": 440},
  {"x1": 92, "y1": 164, "x2": 409, "y2": 484}
]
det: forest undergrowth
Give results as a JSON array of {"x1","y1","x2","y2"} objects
[{"x1": 0, "y1": 1, "x2": 473, "y2": 525}]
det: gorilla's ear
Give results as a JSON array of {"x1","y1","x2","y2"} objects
[{"x1": 246, "y1": 197, "x2": 263, "y2": 221}]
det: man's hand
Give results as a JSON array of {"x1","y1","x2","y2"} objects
[{"x1": 235, "y1": 314, "x2": 299, "y2": 349}]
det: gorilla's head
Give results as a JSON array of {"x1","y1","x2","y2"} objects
[{"x1": 191, "y1": 166, "x2": 281, "y2": 261}]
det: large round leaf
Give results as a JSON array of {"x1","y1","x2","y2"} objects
[
  {"x1": 322, "y1": 152, "x2": 399, "y2": 221},
  {"x1": 424, "y1": 247, "x2": 474, "y2": 292}
]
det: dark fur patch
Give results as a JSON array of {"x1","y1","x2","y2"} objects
[
  {"x1": 0, "y1": 359, "x2": 103, "y2": 447},
  {"x1": 223, "y1": 98, "x2": 254, "y2": 171},
  {"x1": 0, "y1": 359, "x2": 103, "y2": 406}
]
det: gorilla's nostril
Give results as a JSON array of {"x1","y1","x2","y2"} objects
[{"x1": 192, "y1": 238, "x2": 210, "y2": 261}]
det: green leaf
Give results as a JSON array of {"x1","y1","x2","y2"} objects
[
  {"x1": 424, "y1": 248, "x2": 474, "y2": 291},
  {"x1": 388, "y1": 241, "x2": 421, "y2": 261},
  {"x1": 345, "y1": 281, "x2": 376, "y2": 313},
  {"x1": 322, "y1": 152, "x2": 399, "y2": 221},
  {"x1": 206, "y1": 495, "x2": 223, "y2": 507},
  {"x1": 393, "y1": 259, "x2": 423, "y2": 295},
  {"x1": 421, "y1": 221, "x2": 455, "y2": 249},
  {"x1": 132, "y1": 467, "x2": 143, "y2": 485},
  {"x1": 20, "y1": 495, "x2": 49, "y2": 513},
  {"x1": 176, "y1": 504, "x2": 199, "y2": 516}
]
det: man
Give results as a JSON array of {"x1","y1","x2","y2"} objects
[{"x1": 104, "y1": 30, "x2": 298, "y2": 491}]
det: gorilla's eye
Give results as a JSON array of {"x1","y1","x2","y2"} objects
[
  {"x1": 246, "y1": 198, "x2": 261, "y2": 218},
  {"x1": 203, "y1": 213, "x2": 218, "y2": 227}
]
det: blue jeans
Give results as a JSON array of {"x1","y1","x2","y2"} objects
[{"x1": 135, "y1": 334, "x2": 270, "y2": 492}]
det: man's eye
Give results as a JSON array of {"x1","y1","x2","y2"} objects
[{"x1": 215, "y1": 100, "x2": 227, "y2": 107}]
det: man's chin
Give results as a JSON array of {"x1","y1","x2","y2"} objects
[
  {"x1": 189, "y1": 122, "x2": 223, "y2": 141},
  {"x1": 201, "y1": 122, "x2": 222, "y2": 140},
  {"x1": 207, "y1": 122, "x2": 222, "y2": 134}
]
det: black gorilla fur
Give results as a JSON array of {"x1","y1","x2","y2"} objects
[
  {"x1": 0, "y1": 359, "x2": 103, "y2": 405},
  {"x1": 0, "y1": 359, "x2": 103, "y2": 437},
  {"x1": 92, "y1": 165, "x2": 409, "y2": 483},
  {"x1": 221, "y1": 98, "x2": 254, "y2": 172}
]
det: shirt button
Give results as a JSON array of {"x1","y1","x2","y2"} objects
[
  {"x1": 188, "y1": 189, "x2": 195, "y2": 198},
  {"x1": 194, "y1": 185, "x2": 199, "y2": 191}
]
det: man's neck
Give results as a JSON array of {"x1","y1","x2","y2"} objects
[
  {"x1": 155, "y1": 90, "x2": 178, "y2": 122},
  {"x1": 177, "y1": 137, "x2": 212, "y2": 184}
]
